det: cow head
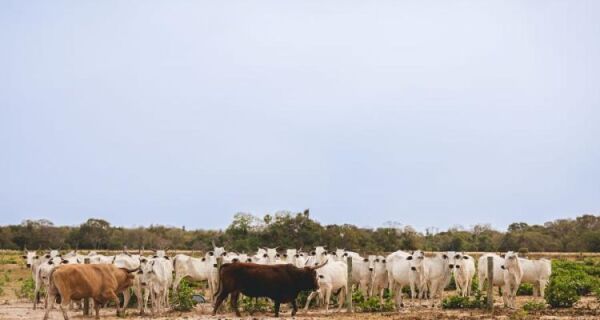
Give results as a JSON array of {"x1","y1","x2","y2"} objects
[
  {"x1": 301, "y1": 260, "x2": 328, "y2": 291},
  {"x1": 22, "y1": 251, "x2": 38, "y2": 268},
  {"x1": 503, "y1": 251, "x2": 520, "y2": 273}
]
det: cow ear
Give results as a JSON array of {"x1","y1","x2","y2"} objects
[
  {"x1": 61, "y1": 260, "x2": 69, "y2": 264},
  {"x1": 48, "y1": 260, "x2": 53, "y2": 265},
  {"x1": 153, "y1": 255, "x2": 158, "y2": 258},
  {"x1": 22, "y1": 255, "x2": 27, "y2": 259},
  {"x1": 500, "y1": 254, "x2": 505, "y2": 258},
  {"x1": 406, "y1": 256, "x2": 413, "y2": 260},
  {"x1": 34, "y1": 256, "x2": 39, "y2": 259},
  {"x1": 202, "y1": 257, "x2": 206, "y2": 262},
  {"x1": 164, "y1": 256, "x2": 170, "y2": 260},
  {"x1": 463, "y1": 256, "x2": 469, "y2": 259},
  {"x1": 442, "y1": 254, "x2": 448, "y2": 259},
  {"x1": 363, "y1": 258, "x2": 368, "y2": 262},
  {"x1": 382, "y1": 259, "x2": 386, "y2": 263}
]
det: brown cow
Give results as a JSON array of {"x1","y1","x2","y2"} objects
[
  {"x1": 213, "y1": 260, "x2": 327, "y2": 317},
  {"x1": 43, "y1": 264, "x2": 138, "y2": 320}
]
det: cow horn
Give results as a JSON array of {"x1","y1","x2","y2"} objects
[
  {"x1": 311, "y1": 259, "x2": 328, "y2": 270},
  {"x1": 121, "y1": 267, "x2": 140, "y2": 273}
]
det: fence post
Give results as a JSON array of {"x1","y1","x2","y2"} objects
[
  {"x1": 486, "y1": 256, "x2": 494, "y2": 311},
  {"x1": 346, "y1": 256, "x2": 353, "y2": 313},
  {"x1": 83, "y1": 257, "x2": 90, "y2": 316}
]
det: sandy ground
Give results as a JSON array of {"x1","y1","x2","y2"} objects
[{"x1": 1, "y1": 295, "x2": 599, "y2": 320}]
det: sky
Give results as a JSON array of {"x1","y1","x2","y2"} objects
[{"x1": 1, "y1": 1, "x2": 599, "y2": 232}]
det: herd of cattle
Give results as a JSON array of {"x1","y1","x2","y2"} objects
[{"x1": 21, "y1": 246, "x2": 552, "y2": 319}]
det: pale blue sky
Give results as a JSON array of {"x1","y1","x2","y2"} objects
[{"x1": 1, "y1": 1, "x2": 599, "y2": 231}]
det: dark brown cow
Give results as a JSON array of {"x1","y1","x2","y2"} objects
[
  {"x1": 43, "y1": 264, "x2": 138, "y2": 320},
  {"x1": 213, "y1": 261, "x2": 327, "y2": 317}
]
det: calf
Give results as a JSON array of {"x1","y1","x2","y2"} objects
[
  {"x1": 43, "y1": 264, "x2": 137, "y2": 320},
  {"x1": 213, "y1": 261, "x2": 327, "y2": 317}
]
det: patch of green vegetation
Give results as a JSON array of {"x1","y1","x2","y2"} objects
[
  {"x1": 522, "y1": 300, "x2": 546, "y2": 312},
  {"x1": 441, "y1": 290, "x2": 488, "y2": 309},
  {"x1": 170, "y1": 278, "x2": 197, "y2": 311}
]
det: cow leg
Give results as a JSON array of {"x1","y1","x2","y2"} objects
[
  {"x1": 324, "y1": 286, "x2": 332, "y2": 312},
  {"x1": 230, "y1": 291, "x2": 241, "y2": 317},
  {"x1": 122, "y1": 288, "x2": 130, "y2": 311},
  {"x1": 212, "y1": 290, "x2": 228, "y2": 316},
  {"x1": 395, "y1": 285, "x2": 403, "y2": 308},
  {"x1": 539, "y1": 280, "x2": 548, "y2": 299},
  {"x1": 337, "y1": 287, "x2": 345, "y2": 312},
  {"x1": 110, "y1": 291, "x2": 122, "y2": 317},
  {"x1": 303, "y1": 291, "x2": 318, "y2": 312},
  {"x1": 273, "y1": 300, "x2": 281, "y2": 317},
  {"x1": 94, "y1": 299, "x2": 101, "y2": 319},
  {"x1": 42, "y1": 292, "x2": 55, "y2": 320},
  {"x1": 291, "y1": 299, "x2": 298, "y2": 316}
]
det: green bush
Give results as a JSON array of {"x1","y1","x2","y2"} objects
[
  {"x1": 355, "y1": 295, "x2": 395, "y2": 312},
  {"x1": 545, "y1": 276, "x2": 580, "y2": 308},
  {"x1": 239, "y1": 296, "x2": 271, "y2": 315},
  {"x1": 517, "y1": 283, "x2": 534, "y2": 296},
  {"x1": 170, "y1": 278, "x2": 197, "y2": 311},
  {"x1": 552, "y1": 260, "x2": 600, "y2": 295},
  {"x1": 441, "y1": 290, "x2": 487, "y2": 309},
  {"x1": 17, "y1": 278, "x2": 35, "y2": 300},
  {"x1": 522, "y1": 300, "x2": 546, "y2": 312}
]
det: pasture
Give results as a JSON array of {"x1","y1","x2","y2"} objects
[{"x1": 0, "y1": 250, "x2": 599, "y2": 320}]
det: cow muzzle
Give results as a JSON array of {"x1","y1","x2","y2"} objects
[
  {"x1": 26, "y1": 264, "x2": 32, "y2": 268},
  {"x1": 411, "y1": 267, "x2": 416, "y2": 271},
  {"x1": 213, "y1": 264, "x2": 218, "y2": 268},
  {"x1": 368, "y1": 268, "x2": 373, "y2": 272}
]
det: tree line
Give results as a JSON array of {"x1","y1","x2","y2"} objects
[{"x1": 1, "y1": 210, "x2": 599, "y2": 253}]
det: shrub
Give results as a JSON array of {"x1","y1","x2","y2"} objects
[
  {"x1": 517, "y1": 283, "x2": 534, "y2": 296},
  {"x1": 355, "y1": 296, "x2": 395, "y2": 312},
  {"x1": 441, "y1": 291, "x2": 487, "y2": 309},
  {"x1": 170, "y1": 278, "x2": 197, "y2": 311},
  {"x1": 239, "y1": 296, "x2": 271, "y2": 315},
  {"x1": 522, "y1": 300, "x2": 546, "y2": 312},
  {"x1": 545, "y1": 276, "x2": 580, "y2": 308},
  {"x1": 17, "y1": 278, "x2": 35, "y2": 300}
]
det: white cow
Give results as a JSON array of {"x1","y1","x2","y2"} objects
[
  {"x1": 385, "y1": 250, "x2": 410, "y2": 297},
  {"x1": 139, "y1": 257, "x2": 173, "y2": 315},
  {"x1": 172, "y1": 253, "x2": 217, "y2": 299},
  {"x1": 449, "y1": 252, "x2": 475, "y2": 297},
  {"x1": 36, "y1": 257, "x2": 64, "y2": 309},
  {"x1": 420, "y1": 252, "x2": 452, "y2": 307},
  {"x1": 387, "y1": 251, "x2": 421, "y2": 308},
  {"x1": 502, "y1": 251, "x2": 551, "y2": 308},
  {"x1": 349, "y1": 255, "x2": 372, "y2": 295},
  {"x1": 303, "y1": 260, "x2": 347, "y2": 312},
  {"x1": 22, "y1": 250, "x2": 44, "y2": 309},
  {"x1": 478, "y1": 253, "x2": 508, "y2": 306},
  {"x1": 369, "y1": 255, "x2": 388, "y2": 303}
]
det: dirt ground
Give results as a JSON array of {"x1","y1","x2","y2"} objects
[{"x1": 1, "y1": 295, "x2": 599, "y2": 320}]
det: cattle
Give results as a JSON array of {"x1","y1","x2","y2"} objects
[
  {"x1": 172, "y1": 253, "x2": 216, "y2": 297},
  {"x1": 303, "y1": 259, "x2": 348, "y2": 312},
  {"x1": 213, "y1": 261, "x2": 327, "y2": 317},
  {"x1": 387, "y1": 252, "x2": 420, "y2": 308},
  {"x1": 37, "y1": 257, "x2": 64, "y2": 309},
  {"x1": 420, "y1": 252, "x2": 452, "y2": 307},
  {"x1": 449, "y1": 252, "x2": 475, "y2": 297},
  {"x1": 22, "y1": 249, "x2": 45, "y2": 309},
  {"x1": 369, "y1": 255, "x2": 388, "y2": 302},
  {"x1": 139, "y1": 256, "x2": 173, "y2": 315},
  {"x1": 477, "y1": 253, "x2": 508, "y2": 305},
  {"x1": 385, "y1": 250, "x2": 410, "y2": 297},
  {"x1": 502, "y1": 251, "x2": 551, "y2": 308},
  {"x1": 43, "y1": 264, "x2": 138, "y2": 320},
  {"x1": 348, "y1": 255, "x2": 372, "y2": 295}
]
